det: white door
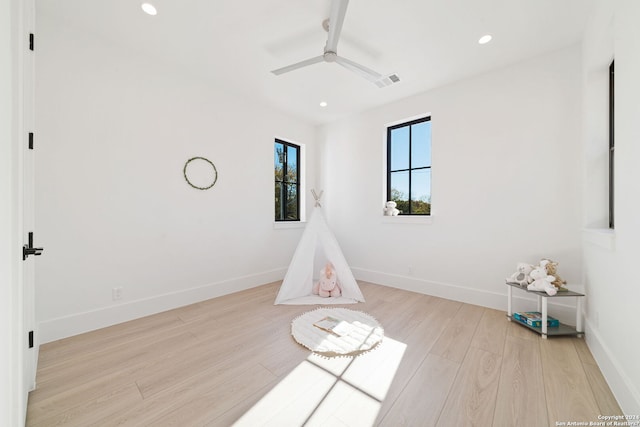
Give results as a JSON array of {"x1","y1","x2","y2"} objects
[
  {"x1": 3, "y1": 0, "x2": 37, "y2": 424},
  {"x1": 21, "y1": 0, "x2": 38, "y2": 400}
]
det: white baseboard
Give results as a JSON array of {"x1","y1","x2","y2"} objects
[
  {"x1": 354, "y1": 267, "x2": 506, "y2": 310},
  {"x1": 352, "y1": 267, "x2": 580, "y2": 324},
  {"x1": 584, "y1": 319, "x2": 640, "y2": 415},
  {"x1": 353, "y1": 267, "x2": 640, "y2": 415},
  {"x1": 38, "y1": 268, "x2": 286, "y2": 344},
  {"x1": 37, "y1": 265, "x2": 639, "y2": 413}
]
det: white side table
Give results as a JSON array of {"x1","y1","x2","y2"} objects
[{"x1": 506, "y1": 282, "x2": 585, "y2": 339}]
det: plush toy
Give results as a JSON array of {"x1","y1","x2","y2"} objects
[
  {"x1": 541, "y1": 258, "x2": 567, "y2": 290},
  {"x1": 312, "y1": 262, "x2": 342, "y2": 298},
  {"x1": 384, "y1": 201, "x2": 400, "y2": 216},
  {"x1": 506, "y1": 262, "x2": 534, "y2": 287},
  {"x1": 527, "y1": 261, "x2": 557, "y2": 296}
]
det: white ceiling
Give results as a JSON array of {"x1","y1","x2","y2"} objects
[{"x1": 37, "y1": 0, "x2": 593, "y2": 125}]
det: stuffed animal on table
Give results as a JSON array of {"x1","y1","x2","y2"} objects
[
  {"x1": 312, "y1": 262, "x2": 342, "y2": 298},
  {"x1": 527, "y1": 261, "x2": 558, "y2": 296},
  {"x1": 541, "y1": 258, "x2": 568, "y2": 290},
  {"x1": 506, "y1": 262, "x2": 534, "y2": 287},
  {"x1": 384, "y1": 201, "x2": 400, "y2": 216}
]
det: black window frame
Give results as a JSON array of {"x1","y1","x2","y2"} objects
[
  {"x1": 609, "y1": 60, "x2": 615, "y2": 229},
  {"x1": 274, "y1": 138, "x2": 301, "y2": 222},
  {"x1": 386, "y1": 116, "x2": 432, "y2": 216}
]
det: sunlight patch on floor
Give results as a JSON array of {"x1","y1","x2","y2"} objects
[{"x1": 233, "y1": 336, "x2": 407, "y2": 427}]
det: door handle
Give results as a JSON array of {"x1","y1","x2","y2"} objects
[
  {"x1": 23, "y1": 232, "x2": 44, "y2": 261},
  {"x1": 23, "y1": 245, "x2": 43, "y2": 259}
]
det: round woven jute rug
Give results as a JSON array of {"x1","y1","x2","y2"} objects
[{"x1": 291, "y1": 307, "x2": 384, "y2": 357}]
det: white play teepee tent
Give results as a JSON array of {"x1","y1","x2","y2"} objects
[{"x1": 274, "y1": 190, "x2": 365, "y2": 305}]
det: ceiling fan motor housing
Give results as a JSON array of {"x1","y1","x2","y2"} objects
[
  {"x1": 271, "y1": 0, "x2": 397, "y2": 88},
  {"x1": 323, "y1": 51, "x2": 338, "y2": 62}
]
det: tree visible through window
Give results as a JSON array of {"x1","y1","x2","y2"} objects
[
  {"x1": 275, "y1": 139, "x2": 300, "y2": 221},
  {"x1": 387, "y1": 116, "x2": 432, "y2": 215}
]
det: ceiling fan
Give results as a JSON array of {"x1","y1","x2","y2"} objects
[{"x1": 271, "y1": 0, "x2": 399, "y2": 88}]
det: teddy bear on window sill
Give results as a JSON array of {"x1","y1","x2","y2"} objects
[{"x1": 384, "y1": 201, "x2": 400, "y2": 216}]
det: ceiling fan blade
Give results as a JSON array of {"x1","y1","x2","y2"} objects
[
  {"x1": 271, "y1": 55, "x2": 324, "y2": 75},
  {"x1": 335, "y1": 56, "x2": 400, "y2": 87},
  {"x1": 335, "y1": 55, "x2": 382, "y2": 82},
  {"x1": 325, "y1": 0, "x2": 349, "y2": 53}
]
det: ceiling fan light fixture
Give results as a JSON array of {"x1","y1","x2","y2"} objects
[
  {"x1": 141, "y1": 3, "x2": 157, "y2": 16},
  {"x1": 478, "y1": 34, "x2": 492, "y2": 45}
]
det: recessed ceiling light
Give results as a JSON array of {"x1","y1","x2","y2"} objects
[
  {"x1": 319, "y1": 101, "x2": 328, "y2": 107},
  {"x1": 478, "y1": 34, "x2": 492, "y2": 45},
  {"x1": 141, "y1": 3, "x2": 157, "y2": 15}
]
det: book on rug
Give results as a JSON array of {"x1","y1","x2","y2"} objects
[
  {"x1": 313, "y1": 316, "x2": 352, "y2": 337},
  {"x1": 514, "y1": 311, "x2": 560, "y2": 328}
]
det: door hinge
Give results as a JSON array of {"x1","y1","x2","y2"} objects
[
  {"x1": 29, "y1": 132, "x2": 34, "y2": 150},
  {"x1": 28, "y1": 331, "x2": 34, "y2": 349},
  {"x1": 29, "y1": 33, "x2": 34, "y2": 51}
]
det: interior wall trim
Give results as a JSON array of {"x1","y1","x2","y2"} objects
[
  {"x1": 37, "y1": 268, "x2": 287, "y2": 344},
  {"x1": 352, "y1": 267, "x2": 580, "y2": 320},
  {"x1": 353, "y1": 266, "x2": 639, "y2": 414},
  {"x1": 585, "y1": 319, "x2": 640, "y2": 414}
]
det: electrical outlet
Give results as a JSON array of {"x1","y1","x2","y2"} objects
[{"x1": 112, "y1": 287, "x2": 123, "y2": 301}]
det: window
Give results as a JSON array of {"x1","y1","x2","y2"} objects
[
  {"x1": 387, "y1": 116, "x2": 432, "y2": 215},
  {"x1": 609, "y1": 60, "x2": 614, "y2": 229},
  {"x1": 274, "y1": 139, "x2": 300, "y2": 221}
]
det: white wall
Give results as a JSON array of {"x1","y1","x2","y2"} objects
[
  {"x1": 35, "y1": 16, "x2": 317, "y2": 343},
  {"x1": 33, "y1": 1, "x2": 639, "y2": 415},
  {"x1": 320, "y1": 46, "x2": 582, "y2": 323},
  {"x1": 319, "y1": 46, "x2": 583, "y2": 319},
  {"x1": 581, "y1": 0, "x2": 640, "y2": 414}
]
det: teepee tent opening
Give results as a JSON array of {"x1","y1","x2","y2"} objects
[{"x1": 274, "y1": 191, "x2": 364, "y2": 305}]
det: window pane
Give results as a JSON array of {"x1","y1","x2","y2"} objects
[
  {"x1": 274, "y1": 143, "x2": 284, "y2": 182},
  {"x1": 275, "y1": 139, "x2": 301, "y2": 221},
  {"x1": 286, "y1": 145, "x2": 298, "y2": 183},
  {"x1": 274, "y1": 182, "x2": 283, "y2": 220},
  {"x1": 390, "y1": 126, "x2": 409, "y2": 171},
  {"x1": 411, "y1": 121, "x2": 431, "y2": 168},
  {"x1": 390, "y1": 171, "x2": 409, "y2": 214},
  {"x1": 285, "y1": 184, "x2": 298, "y2": 220},
  {"x1": 411, "y1": 169, "x2": 431, "y2": 215},
  {"x1": 386, "y1": 117, "x2": 432, "y2": 216}
]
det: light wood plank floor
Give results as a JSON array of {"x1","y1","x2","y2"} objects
[{"x1": 27, "y1": 282, "x2": 622, "y2": 426}]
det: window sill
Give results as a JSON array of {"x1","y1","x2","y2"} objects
[
  {"x1": 382, "y1": 215, "x2": 433, "y2": 225},
  {"x1": 582, "y1": 228, "x2": 615, "y2": 251},
  {"x1": 274, "y1": 221, "x2": 306, "y2": 230}
]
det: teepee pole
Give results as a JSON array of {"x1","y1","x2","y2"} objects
[{"x1": 311, "y1": 189, "x2": 324, "y2": 207}]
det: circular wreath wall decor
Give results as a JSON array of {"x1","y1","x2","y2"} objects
[{"x1": 183, "y1": 157, "x2": 218, "y2": 190}]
